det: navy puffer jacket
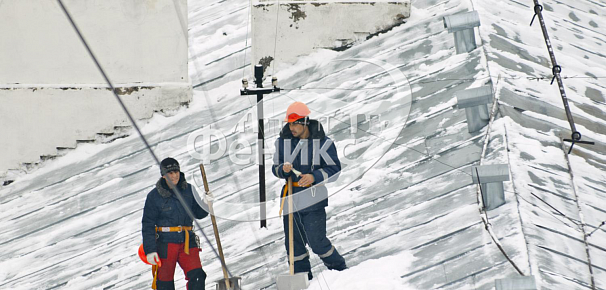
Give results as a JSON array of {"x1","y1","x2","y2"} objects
[
  {"x1": 272, "y1": 119, "x2": 341, "y2": 213},
  {"x1": 141, "y1": 172, "x2": 208, "y2": 254}
]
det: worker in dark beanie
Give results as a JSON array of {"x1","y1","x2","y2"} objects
[
  {"x1": 160, "y1": 158, "x2": 181, "y2": 176},
  {"x1": 142, "y1": 157, "x2": 210, "y2": 290}
]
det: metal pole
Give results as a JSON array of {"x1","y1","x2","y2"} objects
[{"x1": 255, "y1": 65, "x2": 267, "y2": 228}]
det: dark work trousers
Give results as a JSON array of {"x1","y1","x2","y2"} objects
[
  {"x1": 282, "y1": 208, "x2": 346, "y2": 279},
  {"x1": 155, "y1": 243, "x2": 206, "y2": 290}
]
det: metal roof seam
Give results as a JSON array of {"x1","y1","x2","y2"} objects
[
  {"x1": 560, "y1": 138, "x2": 597, "y2": 289},
  {"x1": 472, "y1": 71, "x2": 526, "y2": 275},
  {"x1": 504, "y1": 123, "x2": 536, "y2": 276}
]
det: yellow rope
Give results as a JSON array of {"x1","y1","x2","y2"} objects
[
  {"x1": 279, "y1": 185, "x2": 288, "y2": 216},
  {"x1": 151, "y1": 265, "x2": 158, "y2": 289}
]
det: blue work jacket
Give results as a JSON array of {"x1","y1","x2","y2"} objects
[{"x1": 272, "y1": 119, "x2": 341, "y2": 213}]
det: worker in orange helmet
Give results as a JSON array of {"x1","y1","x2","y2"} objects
[{"x1": 272, "y1": 102, "x2": 347, "y2": 281}]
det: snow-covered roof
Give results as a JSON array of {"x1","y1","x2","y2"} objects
[{"x1": 1, "y1": 0, "x2": 605, "y2": 289}]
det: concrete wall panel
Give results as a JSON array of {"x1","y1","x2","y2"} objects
[
  {"x1": 251, "y1": 1, "x2": 411, "y2": 75},
  {"x1": 0, "y1": 0, "x2": 191, "y2": 175},
  {"x1": 0, "y1": 0, "x2": 188, "y2": 84}
]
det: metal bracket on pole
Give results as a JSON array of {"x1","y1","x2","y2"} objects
[
  {"x1": 240, "y1": 65, "x2": 281, "y2": 228},
  {"x1": 563, "y1": 132, "x2": 595, "y2": 154}
]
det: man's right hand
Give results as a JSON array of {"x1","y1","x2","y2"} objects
[
  {"x1": 283, "y1": 162, "x2": 292, "y2": 173},
  {"x1": 147, "y1": 252, "x2": 161, "y2": 266}
]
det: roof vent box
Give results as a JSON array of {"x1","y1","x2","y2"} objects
[
  {"x1": 472, "y1": 164, "x2": 510, "y2": 210},
  {"x1": 443, "y1": 11, "x2": 481, "y2": 54},
  {"x1": 456, "y1": 85, "x2": 493, "y2": 133}
]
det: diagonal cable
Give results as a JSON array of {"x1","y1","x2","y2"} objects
[
  {"x1": 587, "y1": 221, "x2": 606, "y2": 237},
  {"x1": 56, "y1": 0, "x2": 231, "y2": 277}
]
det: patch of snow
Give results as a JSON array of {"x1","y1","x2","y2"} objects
[{"x1": 308, "y1": 251, "x2": 417, "y2": 290}]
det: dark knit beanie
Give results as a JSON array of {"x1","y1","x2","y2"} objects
[{"x1": 160, "y1": 158, "x2": 180, "y2": 176}]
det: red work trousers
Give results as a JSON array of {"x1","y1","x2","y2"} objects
[{"x1": 155, "y1": 243, "x2": 202, "y2": 289}]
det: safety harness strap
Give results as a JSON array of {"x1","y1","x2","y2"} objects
[
  {"x1": 292, "y1": 181, "x2": 311, "y2": 188},
  {"x1": 155, "y1": 226, "x2": 193, "y2": 255},
  {"x1": 278, "y1": 181, "x2": 313, "y2": 216}
]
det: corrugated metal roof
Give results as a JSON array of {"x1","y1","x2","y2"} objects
[{"x1": 0, "y1": 0, "x2": 604, "y2": 289}]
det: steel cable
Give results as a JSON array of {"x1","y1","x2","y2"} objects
[{"x1": 56, "y1": 0, "x2": 233, "y2": 277}]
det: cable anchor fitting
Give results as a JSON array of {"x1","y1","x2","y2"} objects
[
  {"x1": 551, "y1": 65, "x2": 561, "y2": 85},
  {"x1": 530, "y1": 4, "x2": 543, "y2": 26},
  {"x1": 563, "y1": 131, "x2": 595, "y2": 154}
]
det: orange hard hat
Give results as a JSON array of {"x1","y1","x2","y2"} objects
[
  {"x1": 138, "y1": 244, "x2": 152, "y2": 265},
  {"x1": 284, "y1": 102, "x2": 311, "y2": 122}
]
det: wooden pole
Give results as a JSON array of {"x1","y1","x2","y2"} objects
[
  {"x1": 288, "y1": 177, "x2": 294, "y2": 275},
  {"x1": 199, "y1": 164, "x2": 231, "y2": 289}
]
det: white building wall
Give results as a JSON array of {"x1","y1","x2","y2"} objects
[
  {"x1": 0, "y1": 0, "x2": 191, "y2": 175},
  {"x1": 251, "y1": 1, "x2": 411, "y2": 76}
]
